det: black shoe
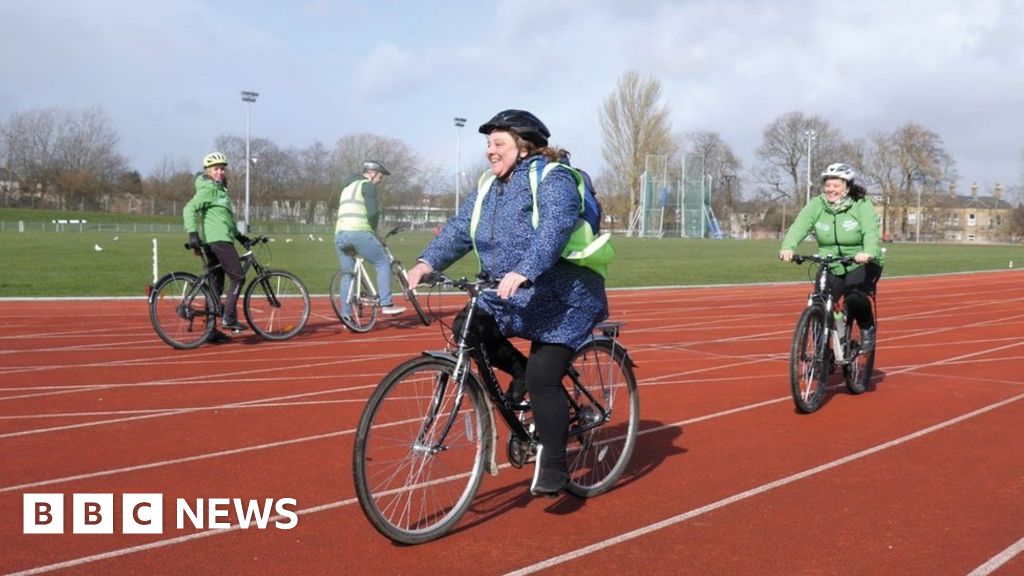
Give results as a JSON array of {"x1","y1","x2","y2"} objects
[
  {"x1": 207, "y1": 330, "x2": 231, "y2": 343},
  {"x1": 222, "y1": 320, "x2": 249, "y2": 333},
  {"x1": 860, "y1": 327, "x2": 876, "y2": 353},
  {"x1": 530, "y1": 446, "x2": 569, "y2": 497}
]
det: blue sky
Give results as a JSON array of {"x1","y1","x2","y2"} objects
[{"x1": 2, "y1": 0, "x2": 1022, "y2": 198}]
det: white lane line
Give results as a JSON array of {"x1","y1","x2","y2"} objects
[
  {"x1": 504, "y1": 391, "x2": 1024, "y2": 576},
  {"x1": 968, "y1": 536, "x2": 1024, "y2": 576},
  {"x1": 9, "y1": 391, "x2": 1022, "y2": 576}
]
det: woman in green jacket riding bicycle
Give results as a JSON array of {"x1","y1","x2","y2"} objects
[{"x1": 779, "y1": 163, "x2": 883, "y2": 352}]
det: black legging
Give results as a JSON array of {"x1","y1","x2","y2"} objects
[
  {"x1": 826, "y1": 263, "x2": 882, "y2": 330},
  {"x1": 453, "y1": 308, "x2": 574, "y2": 471},
  {"x1": 204, "y1": 241, "x2": 246, "y2": 324}
]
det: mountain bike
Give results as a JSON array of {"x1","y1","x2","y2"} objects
[
  {"x1": 148, "y1": 236, "x2": 310, "y2": 349},
  {"x1": 329, "y1": 224, "x2": 430, "y2": 332},
  {"x1": 788, "y1": 254, "x2": 877, "y2": 413},
  {"x1": 352, "y1": 272, "x2": 639, "y2": 544}
]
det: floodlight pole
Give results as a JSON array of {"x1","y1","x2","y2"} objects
[
  {"x1": 805, "y1": 129, "x2": 816, "y2": 204},
  {"x1": 241, "y1": 91, "x2": 259, "y2": 232},
  {"x1": 454, "y1": 117, "x2": 466, "y2": 216}
]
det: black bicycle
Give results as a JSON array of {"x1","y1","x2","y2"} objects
[
  {"x1": 329, "y1": 224, "x2": 430, "y2": 332},
  {"x1": 787, "y1": 254, "x2": 877, "y2": 413},
  {"x1": 148, "y1": 236, "x2": 310, "y2": 349},
  {"x1": 352, "y1": 272, "x2": 639, "y2": 544}
]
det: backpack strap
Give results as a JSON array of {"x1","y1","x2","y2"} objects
[{"x1": 468, "y1": 160, "x2": 586, "y2": 270}]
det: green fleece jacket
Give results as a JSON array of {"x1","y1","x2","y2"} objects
[
  {"x1": 781, "y1": 194, "x2": 884, "y2": 274},
  {"x1": 183, "y1": 173, "x2": 241, "y2": 243}
]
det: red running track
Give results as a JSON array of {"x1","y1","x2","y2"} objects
[{"x1": 1, "y1": 270, "x2": 1023, "y2": 575}]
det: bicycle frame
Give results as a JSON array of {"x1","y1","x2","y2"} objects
[{"x1": 414, "y1": 275, "x2": 618, "y2": 468}]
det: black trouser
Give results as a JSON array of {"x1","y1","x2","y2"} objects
[
  {"x1": 826, "y1": 263, "x2": 882, "y2": 330},
  {"x1": 453, "y1": 308, "x2": 574, "y2": 471},
  {"x1": 205, "y1": 242, "x2": 246, "y2": 324}
]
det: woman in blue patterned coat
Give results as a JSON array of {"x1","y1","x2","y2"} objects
[{"x1": 406, "y1": 109, "x2": 608, "y2": 496}]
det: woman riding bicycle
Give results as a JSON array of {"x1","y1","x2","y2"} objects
[
  {"x1": 406, "y1": 109, "x2": 608, "y2": 497},
  {"x1": 779, "y1": 162, "x2": 884, "y2": 352}
]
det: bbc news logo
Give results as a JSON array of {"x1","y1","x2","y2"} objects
[{"x1": 23, "y1": 493, "x2": 298, "y2": 534}]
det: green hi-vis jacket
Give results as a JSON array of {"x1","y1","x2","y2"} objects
[
  {"x1": 183, "y1": 173, "x2": 241, "y2": 243},
  {"x1": 781, "y1": 194, "x2": 885, "y2": 275}
]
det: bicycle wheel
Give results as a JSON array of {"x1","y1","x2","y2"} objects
[
  {"x1": 393, "y1": 262, "x2": 430, "y2": 326},
  {"x1": 353, "y1": 355, "x2": 492, "y2": 544},
  {"x1": 843, "y1": 321, "x2": 875, "y2": 394},
  {"x1": 329, "y1": 269, "x2": 346, "y2": 322},
  {"x1": 790, "y1": 305, "x2": 830, "y2": 413},
  {"x1": 149, "y1": 272, "x2": 215, "y2": 350},
  {"x1": 244, "y1": 270, "x2": 310, "y2": 340},
  {"x1": 564, "y1": 339, "x2": 639, "y2": 498},
  {"x1": 341, "y1": 266, "x2": 378, "y2": 333}
]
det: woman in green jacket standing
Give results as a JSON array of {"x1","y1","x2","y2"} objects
[{"x1": 779, "y1": 163, "x2": 883, "y2": 351}]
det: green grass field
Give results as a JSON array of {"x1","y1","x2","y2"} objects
[{"x1": 1, "y1": 219, "x2": 1020, "y2": 297}]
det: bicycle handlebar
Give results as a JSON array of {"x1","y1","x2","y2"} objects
[
  {"x1": 419, "y1": 271, "x2": 533, "y2": 293},
  {"x1": 791, "y1": 254, "x2": 857, "y2": 266},
  {"x1": 183, "y1": 235, "x2": 270, "y2": 251}
]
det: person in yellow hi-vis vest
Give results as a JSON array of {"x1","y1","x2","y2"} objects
[{"x1": 333, "y1": 160, "x2": 406, "y2": 320}]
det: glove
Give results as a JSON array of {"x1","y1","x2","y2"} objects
[
  {"x1": 187, "y1": 232, "x2": 202, "y2": 250},
  {"x1": 237, "y1": 234, "x2": 253, "y2": 248}
]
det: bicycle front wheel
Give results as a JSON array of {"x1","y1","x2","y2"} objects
[
  {"x1": 564, "y1": 339, "x2": 639, "y2": 498},
  {"x1": 244, "y1": 270, "x2": 310, "y2": 340},
  {"x1": 393, "y1": 262, "x2": 430, "y2": 326},
  {"x1": 353, "y1": 355, "x2": 491, "y2": 545},
  {"x1": 843, "y1": 322, "x2": 875, "y2": 394},
  {"x1": 149, "y1": 272, "x2": 215, "y2": 350},
  {"x1": 790, "y1": 305, "x2": 830, "y2": 413}
]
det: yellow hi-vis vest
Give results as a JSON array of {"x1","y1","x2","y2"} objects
[
  {"x1": 469, "y1": 161, "x2": 614, "y2": 278},
  {"x1": 335, "y1": 178, "x2": 372, "y2": 232}
]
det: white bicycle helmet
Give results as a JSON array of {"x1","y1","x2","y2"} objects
[
  {"x1": 203, "y1": 152, "x2": 228, "y2": 168},
  {"x1": 821, "y1": 163, "x2": 855, "y2": 182}
]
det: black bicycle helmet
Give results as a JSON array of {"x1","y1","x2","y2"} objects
[{"x1": 478, "y1": 109, "x2": 550, "y2": 147}]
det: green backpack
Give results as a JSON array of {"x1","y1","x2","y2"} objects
[{"x1": 469, "y1": 160, "x2": 614, "y2": 278}]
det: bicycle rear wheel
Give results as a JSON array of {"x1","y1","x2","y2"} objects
[
  {"x1": 149, "y1": 272, "x2": 215, "y2": 350},
  {"x1": 353, "y1": 356, "x2": 491, "y2": 544},
  {"x1": 393, "y1": 262, "x2": 431, "y2": 326},
  {"x1": 339, "y1": 267, "x2": 378, "y2": 333},
  {"x1": 244, "y1": 270, "x2": 310, "y2": 340},
  {"x1": 843, "y1": 321, "x2": 875, "y2": 394},
  {"x1": 790, "y1": 305, "x2": 829, "y2": 413},
  {"x1": 564, "y1": 339, "x2": 639, "y2": 498}
]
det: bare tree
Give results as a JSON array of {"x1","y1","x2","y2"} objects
[
  {"x1": 685, "y1": 131, "x2": 743, "y2": 222},
  {"x1": 1, "y1": 105, "x2": 127, "y2": 210},
  {"x1": 861, "y1": 123, "x2": 955, "y2": 239},
  {"x1": 330, "y1": 133, "x2": 433, "y2": 220},
  {"x1": 751, "y1": 111, "x2": 844, "y2": 232},
  {"x1": 599, "y1": 71, "x2": 674, "y2": 229},
  {"x1": 142, "y1": 156, "x2": 193, "y2": 215}
]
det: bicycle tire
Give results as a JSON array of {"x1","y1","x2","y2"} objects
[
  {"x1": 790, "y1": 304, "x2": 829, "y2": 413},
  {"x1": 353, "y1": 355, "x2": 491, "y2": 544},
  {"x1": 328, "y1": 269, "x2": 346, "y2": 322},
  {"x1": 564, "y1": 339, "x2": 639, "y2": 498},
  {"x1": 393, "y1": 262, "x2": 430, "y2": 326},
  {"x1": 149, "y1": 272, "x2": 215, "y2": 349},
  {"x1": 244, "y1": 270, "x2": 310, "y2": 340},
  {"x1": 341, "y1": 266, "x2": 378, "y2": 332},
  {"x1": 843, "y1": 321, "x2": 875, "y2": 394}
]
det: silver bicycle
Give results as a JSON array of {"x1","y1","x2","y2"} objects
[{"x1": 329, "y1": 224, "x2": 430, "y2": 332}]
